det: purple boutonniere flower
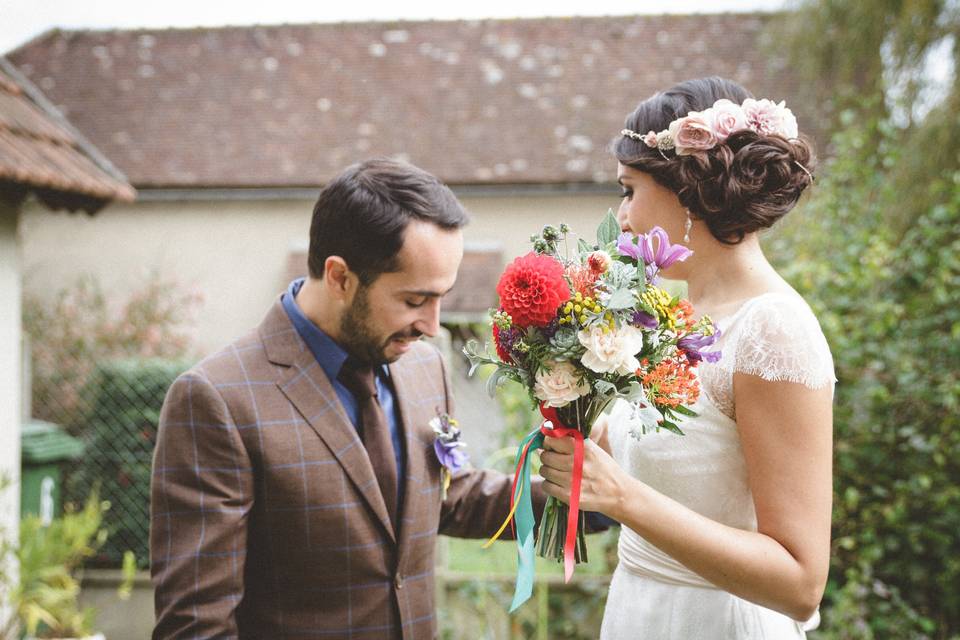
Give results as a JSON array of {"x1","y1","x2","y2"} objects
[{"x1": 430, "y1": 409, "x2": 469, "y2": 499}]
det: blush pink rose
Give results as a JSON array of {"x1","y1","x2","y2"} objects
[
  {"x1": 668, "y1": 112, "x2": 718, "y2": 155},
  {"x1": 742, "y1": 98, "x2": 799, "y2": 139},
  {"x1": 709, "y1": 98, "x2": 748, "y2": 141},
  {"x1": 642, "y1": 130, "x2": 659, "y2": 147}
]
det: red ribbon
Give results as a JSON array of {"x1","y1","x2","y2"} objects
[{"x1": 539, "y1": 403, "x2": 585, "y2": 583}]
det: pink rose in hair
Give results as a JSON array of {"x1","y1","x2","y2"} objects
[
  {"x1": 742, "y1": 99, "x2": 799, "y2": 139},
  {"x1": 709, "y1": 99, "x2": 748, "y2": 141},
  {"x1": 642, "y1": 131, "x2": 659, "y2": 148},
  {"x1": 668, "y1": 112, "x2": 717, "y2": 155}
]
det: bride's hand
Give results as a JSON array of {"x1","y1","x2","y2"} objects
[
  {"x1": 539, "y1": 434, "x2": 629, "y2": 519},
  {"x1": 590, "y1": 413, "x2": 611, "y2": 455}
]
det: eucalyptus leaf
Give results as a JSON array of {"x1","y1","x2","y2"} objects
[
  {"x1": 597, "y1": 208, "x2": 620, "y2": 246},
  {"x1": 485, "y1": 367, "x2": 510, "y2": 397},
  {"x1": 606, "y1": 288, "x2": 636, "y2": 310},
  {"x1": 593, "y1": 379, "x2": 617, "y2": 395}
]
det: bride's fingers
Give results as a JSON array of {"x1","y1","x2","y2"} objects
[
  {"x1": 541, "y1": 481, "x2": 570, "y2": 504},
  {"x1": 538, "y1": 450, "x2": 573, "y2": 472},
  {"x1": 541, "y1": 436, "x2": 575, "y2": 454},
  {"x1": 539, "y1": 463, "x2": 570, "y2": 490}
]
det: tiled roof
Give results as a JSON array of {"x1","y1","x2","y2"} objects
[
  {"x1": 0, "y1": 57, "x2": 135, "y2": 212},
  {"x1": 7, "y1": 14, "x2": 814, "y2": 189}
]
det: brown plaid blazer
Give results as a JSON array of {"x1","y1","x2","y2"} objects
[{"x1": 150, "y1": 300, "x2": 528, "y2": 639}]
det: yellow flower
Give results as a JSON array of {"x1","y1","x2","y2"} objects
[{"x1": 640, "y1": 286, "x2": 677, "y2": 329}]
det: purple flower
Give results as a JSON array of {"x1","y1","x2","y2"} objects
[
  {"x1": 641, "y1": 227, "x2": 693, "y2": 270},
  {"x1": 679, "y1": 328, "x2": 723, "y2": 364},
  {"x1": 619, "y1": 228, "x2": 693, "y2": 283},
  {"x1": 631, "y1": 310, "x2": 659, "y2": 329},
  {"x1": 617, "y1": 232, "x2": 644, "y2": 261},
  {"x1": 433, "y1": 439, "x2": 469, "y2": 473},
  {"x1": 430, "y1": 411, "x2": 469, "y2": 473}
]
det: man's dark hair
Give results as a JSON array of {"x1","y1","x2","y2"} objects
[{"x1": 308, "y1": 158, "x2": 469, "y2": 285}]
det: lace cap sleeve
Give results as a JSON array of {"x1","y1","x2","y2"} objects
[{"x1": 733, "y1": 293, "x2": 836, "y2": 390}]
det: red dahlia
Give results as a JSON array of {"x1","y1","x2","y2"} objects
[{"x1": 496, "y1": 252, "x2": 570, "y2": 329}]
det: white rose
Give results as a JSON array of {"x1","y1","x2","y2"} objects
[
  {"x1": 533, "y1": 360, "x2": 591, "y2": 408},
  {"x1": 577, "y1": 325, "x2": 645, "y2": 376}
]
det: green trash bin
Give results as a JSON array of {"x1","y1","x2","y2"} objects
[{"x1": 20, "y1": 419, "x2": 84, "y2": 525}]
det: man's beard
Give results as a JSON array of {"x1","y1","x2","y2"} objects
[{"x1": 339, "y1": 285, "x2": 421, "y2": 365}]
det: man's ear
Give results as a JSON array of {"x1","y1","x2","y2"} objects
[{"x1": 323, "y1": 256, "x2": 355, "y2": 301}]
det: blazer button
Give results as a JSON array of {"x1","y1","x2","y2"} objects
[{"x1": 395, "y1": 573, "x2": 404, "y2": 589}]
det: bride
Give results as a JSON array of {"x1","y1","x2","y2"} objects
[{"x1": 538, "y1": 76, "x2": 836, "y2": 638}]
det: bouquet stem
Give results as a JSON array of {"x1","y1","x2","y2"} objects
[
  {"x1": 535, "y1": 497, "x2": 589, "y2": 564},
  {"x1": 534, "y1": 396, "x2": 605, "y2": 570}
]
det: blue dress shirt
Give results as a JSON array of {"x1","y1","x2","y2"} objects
[{"x1": 281, "y1": 278, "x2": 405, "y2": 508}]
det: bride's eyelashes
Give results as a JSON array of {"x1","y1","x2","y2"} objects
[{"x1": 620, "y1": 187, "x2": 634, "y2": 200}]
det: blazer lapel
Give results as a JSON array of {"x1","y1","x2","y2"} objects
[
  {"x1": 389, "y1": 358, "x2": 439, "y2": 565},
  {"x1": 259, "y1": 301, "x2": 396, "y2": 543}
]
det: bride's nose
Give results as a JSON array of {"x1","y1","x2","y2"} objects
[{"x1": 616, "y1": 201, "x2": 631, "y2": 232}]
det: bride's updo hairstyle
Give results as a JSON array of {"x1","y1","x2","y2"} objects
[{"x1": 614, "y1": 76, "x2": 815, "y2": 245}]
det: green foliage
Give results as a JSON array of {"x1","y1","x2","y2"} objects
[
  {"x1": 23, "y1": 272, "x2": 201, "y2": 429},
  {"x1": 0, "y1": 475, "x2": 14, "y2": 626},
  {"x1": 774, "y1": 0, "x2": 959, "y2": 121},
  {"x1": 772, "y1": 2, "x2": 960, "y2": 636},
  {"x1": 11, "y1": 492, "x2": 106, "y2": 638},
  {"x1": 0, "y1": 490, "x2": 132, "y2": 639},
  {"x1": 68, "y1": 359, "x2": 187, "y2": 569},
  {"x1": 22, "y1": 273, "x2": 198, "y2": 570},
  {"x1": 769, "y1": 112, "x2": 960, "y2": 637},
  {"x1": 775, "y1": 0, "x2": 960, "y2": 225}
]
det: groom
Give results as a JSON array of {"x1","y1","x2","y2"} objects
[{"x1": 150, "y1": 158, "x2": 535, "y2": 639}]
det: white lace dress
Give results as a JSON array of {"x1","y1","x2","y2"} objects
[{"x1": 600, "y1": 291, "x2": 836, "y2": 639}]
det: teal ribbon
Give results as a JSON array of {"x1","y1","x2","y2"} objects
[{"x1": 508, "y1": 426, "x2": 546, "y2": 612}]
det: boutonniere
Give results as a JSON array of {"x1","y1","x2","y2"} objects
[{"x1": 430, "y1": 409, "x2": 469, "y2": 500}]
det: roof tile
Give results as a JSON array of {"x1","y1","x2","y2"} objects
[{"x1": 8, "y1": 15, "x2": 815, "y2": 189}]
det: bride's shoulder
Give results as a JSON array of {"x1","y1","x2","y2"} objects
[
  {"x1": 739, "y1": 289, "x2": 821, "y2": 326},
  {"x1": 727, "y1": 289, "x2": 836, "y2": 389}
]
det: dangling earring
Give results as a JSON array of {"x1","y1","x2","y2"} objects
[{"x1": 683, "y1": 209, "x2": 693, "y2": 244}]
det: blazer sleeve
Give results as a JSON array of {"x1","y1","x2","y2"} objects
[
  {"x1": 434, "y1": 349, "x2": 547, "y2": 539},
  {"x1": 150, "y1": 371, "x2": 254, "y2": 640}
]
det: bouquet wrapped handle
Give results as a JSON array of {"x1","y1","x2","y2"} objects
[{"x1": 539, "y1": 405, "x2": 586, "y2": 584}]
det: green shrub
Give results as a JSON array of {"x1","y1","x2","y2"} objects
[
  {"x1": 770, "y1": 116, "x2": 960, "y2": 638},
  {"x1": 23, "y1": 272, "x2": 201, "y2": 431},
  {"x1": 68, "y1": 359, "x2": 188, "y2": 568}
]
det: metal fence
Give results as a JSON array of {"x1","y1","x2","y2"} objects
[{"x1": 28, "y1": 345, "x2": 187, "y2": 568}]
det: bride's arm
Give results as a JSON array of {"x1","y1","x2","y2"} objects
[{"x1": 539, "y1": 375, "x2": 833, "y2": 622}]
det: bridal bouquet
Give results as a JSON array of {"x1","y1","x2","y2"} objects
[{"x1": 464, "y1": 211, "x2": 721, "y2": 610}]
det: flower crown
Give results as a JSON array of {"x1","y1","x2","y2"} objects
[{"x1": 621, "y1": 97, "x2": 800, "y2": 156}]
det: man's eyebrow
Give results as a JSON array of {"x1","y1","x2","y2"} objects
[{"x1": 399, "y1": 286, "x2": 455, "y2": 298}]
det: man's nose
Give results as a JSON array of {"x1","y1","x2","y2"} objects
[{"x1": 416, "y1": 298, "x2": 442, "y2": 338}]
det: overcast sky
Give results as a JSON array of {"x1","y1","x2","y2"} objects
[{"x1": 1, "y1": 0, "x2": 788, "y2": 54}]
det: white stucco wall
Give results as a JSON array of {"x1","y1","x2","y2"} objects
[
  {"x1": 0, "y1": 198, "x2": 21, "y2": 627},
  {"x1": 20, "y1": 190, "x2": 620, "y2": 354}
]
